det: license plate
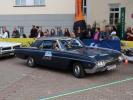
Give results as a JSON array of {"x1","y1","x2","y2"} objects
[
  {"x1": 107, "y1": 65, "x2": 116, "y2": 71},
  {"x1": 10, "y1": 53, "x2": 14, "y2": 55}
]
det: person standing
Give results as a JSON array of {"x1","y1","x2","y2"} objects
[
  {"x1": 64, "y1": 28, "x2": 70, "y2": 37},
  {"x1": 103, "y1": 25, "x2": 111, "y2": 40},
  {"x1": 37, "y1": 26, "x2": 43, "y2": 38},
  {"x1": 93, "y1": 27, "x2": 100, "y2": 41},
  {"x1": 110, "y1": 26, "x2": 117, "y2": 36},
  {"x1": 87, "y1": 24, "x2": 93, "y2": 39},
  {"x1": 1, "y1": 27, "x2": 9, "y2": 38},
  {"x1": 50, "y1": 29, "x2": 56, "y2": 37},
  {"x1": 2, "y1": 26, "x2": 10, "y2": 38},
  {"x1": 29, "y1": 25, "x2": 38, "y2": 38},
  {"x1": 126, "y1": 27, "x2": 133, "y2": 41},
  {"x1": 57, "y1": 27, "x2": 63, "y2": 36},
  {"x1": 75, "y1": 27, "x2": 81, "y2": 38},
  {"x1": 110, "y1": 31, "x2": 120, "y2": 40},
  {"x1": 0, "y1": 32, "x2": 2, "y2": 38},
  {"x1": 12, "y1": 27, "x2": 20, "y2": 38},
  {"x1": 40, "y1": 30, "x2": 44, "y2": 37},
  {"x1": 45, "y1": 29, "x2": 50, "y2": 36}
]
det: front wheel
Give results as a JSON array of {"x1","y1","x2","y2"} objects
[
  {"x1": 27, "y1": 57, "x2": 35, "y2": 68},
  {"x1": 72, "y1": 63, "x2": 85, "y2": 78}
]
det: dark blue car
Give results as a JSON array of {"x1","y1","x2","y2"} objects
[{"x1": 15, "y1": 37, "x2": 123, "y2": 78}]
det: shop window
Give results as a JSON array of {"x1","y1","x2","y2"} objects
[{"x1": 109, "y1": 4, "x2": 120, "y2": 25}]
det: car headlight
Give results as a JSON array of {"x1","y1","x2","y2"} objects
[
  {"x1": 96, "y1": 61, "x2": 106, "y2": 68},
  {"x1": 118, "y1": 55, "x2": 124, "y2": 62}
]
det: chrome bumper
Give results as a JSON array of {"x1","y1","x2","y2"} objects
[
  {"x1": 85, "y1": 65, "x2": 117, "y2": 74},
  {"x1": 0, "y1": 50, "x2": 14, "y2": 57}
]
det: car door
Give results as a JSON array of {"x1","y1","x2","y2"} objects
[
  {"x1": 51, "y1": 50, "x2": 71, "y2": 69},
  {"x1": 36, "y1": 40, "x2": 70, "y2": 69},
  {"x1": 42, "y1": 40, "x2": 65, "y2": 68},
  {"x1": 50, "y1": 40, "x2": 71, "y2": 69},
  {"x1": 37, "y1": 40, "x2": 65, "y2": 68},
  {"x1": 34, "y1": 40, "x2": 54, "y2": 67}
]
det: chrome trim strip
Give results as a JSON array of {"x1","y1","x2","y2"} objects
[{"x1": 52, "y1": 55, "x2": 93, "y2": 63}]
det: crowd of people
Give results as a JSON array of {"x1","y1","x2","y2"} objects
[
  {"x1": 82, "y1": 25, "x2": 120, "y2": 41},
  {"x1": 74, "y1": 24, "x2": 133, "y2": 41},
  {"x1": 0, "y1": 26, "x2": 26, "y2": 38},
  {"x1": 0, "y1": 25, "x2": 133, "y2": 41},
  {"x1": 29, "y1": 25, "x2": 75, "y2": 38}
]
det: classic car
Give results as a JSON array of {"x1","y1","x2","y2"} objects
[
  {"x1": 15, "y1": 37, "x2": 123, "y2": 78},
  {"x1": 0, "y1": 42, "x2": 21, "y2": 57}
]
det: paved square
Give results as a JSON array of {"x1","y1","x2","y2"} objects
[{"x1": 0, "y1": 57, "x2": 133, "y2": 100}]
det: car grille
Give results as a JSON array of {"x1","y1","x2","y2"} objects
[
  {"x1": 2, "y1": 47, "x2": 12, "y2": 50},
  {"x1": 105, "y1": 58, "x2": 119, "y2": 66}
]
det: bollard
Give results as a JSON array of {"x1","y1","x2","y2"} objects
[{"x1": 124, "y1": 58, "x2": 128, "y2": 65}]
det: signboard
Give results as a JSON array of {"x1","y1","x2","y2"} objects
[
  {"x1": 120, "y1": 7, "x2": 126, "y2": 39},
  {"x1": 82, "y1": 39, "x2": 121, "y2": 51}
]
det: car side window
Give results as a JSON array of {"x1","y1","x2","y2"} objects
[
  {"x1": 39, "y1": 40, "x2": 53, "y2": 50},
  {"x1": 42, "y1": 40, "x2": 52, "y2": 49},
  {"x1": 31, "y1": 40, "x2": 43, "y2": 48},
  {"x1": 52, "y1": 41, "x2": 60, "y2": 51}
]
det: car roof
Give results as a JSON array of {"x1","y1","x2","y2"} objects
[{"x1": 37, "y1": 37, "x2": 72, "y2": 41}]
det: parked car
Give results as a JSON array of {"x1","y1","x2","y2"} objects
[
  {"x1": 15, "y1": 37, "x2": 123, "y2": 78},
  {"x1": 0, "y1": 42, "x2": 21, "y2": 57},
  {"x1": 121, "y1": 41, "x2": 133, "y2": 62}
]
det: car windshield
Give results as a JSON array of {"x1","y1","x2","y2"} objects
[
  {"x1": 60, "y1": 39, "x2": 83, "y2": 50},
  {"x1": 31, "y1": 40, "x2": 42, "y2": 48}
]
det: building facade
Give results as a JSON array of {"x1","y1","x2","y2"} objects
[
  {"x1": 0, "y1": 0, "x2": 133, "y2": 36},
  {"x1": 84, "y1": 0, "x2": 133, "y2": 28},
  {"x1": 0, "y1": 0, "x2": 75, "y2": 35}
]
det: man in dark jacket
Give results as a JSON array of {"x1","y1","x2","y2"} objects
[
  {"x1": 12, "y1": 27, "x2": 20, "y2": 38},
  {"x1": 29, "y1": 25, "x2": 38, "y2": 38}
]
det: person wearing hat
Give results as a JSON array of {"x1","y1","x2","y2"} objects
[{"x1": 110, "y1": 31, "x2": 120, "y2": 40}]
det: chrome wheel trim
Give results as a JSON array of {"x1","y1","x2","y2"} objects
[
  {"x1": 74, "y1": 65, "x2": 81, "y2": 75},
  {"x1": 28, "y1": 57, "x2": 34, "y2": 67}
]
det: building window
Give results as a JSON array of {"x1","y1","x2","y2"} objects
[
  {"x1": 109, "y1": 4, "x2": 120, "y2": 25},
  {"x1": 15, "y1": 0, "x2": 26, "y2": 6},
  {"x1": 82, "y1": 0, "x2": 87, "y2": 15},
  {"x1": 14, "y1": 0, "x2": 46, "y2": 7},
  {"x1": 34, "y1": 0, "x2": 45, "y2": 5}
]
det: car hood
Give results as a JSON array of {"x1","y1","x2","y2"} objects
[
  {"x1": 69, "y1": 46, "x2": 121, "y2": 60},
  {"x1": 0, "y1": 42, "x2": 21, "y2": 48}
]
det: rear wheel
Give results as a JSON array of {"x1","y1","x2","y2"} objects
[
  {"x1": 72, "y1": 63, "x2": 85, "y2": 78},
  {"x1": 27, "y1": 57, "x2": 35, "y2": 68}
]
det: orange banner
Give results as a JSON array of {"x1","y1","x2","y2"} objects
[{"x1": 75, "y1": 0, "x2": 84, "y2": 21}]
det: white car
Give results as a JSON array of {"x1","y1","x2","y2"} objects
[{"x1": 0, "y1": 42, "x2": 21, "y2": 57}]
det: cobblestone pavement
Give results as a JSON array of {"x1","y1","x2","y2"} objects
[{"x1": 0, "y1": 57, "x2": 133, "y2": 100}]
